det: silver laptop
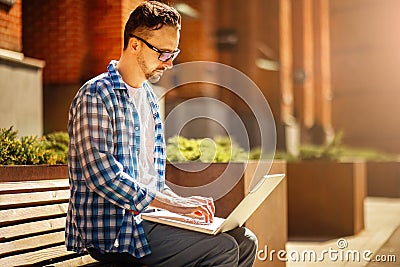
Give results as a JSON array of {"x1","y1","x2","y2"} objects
[{"x1": 141, "y1": 173, "x2": 285, "y2": 235}]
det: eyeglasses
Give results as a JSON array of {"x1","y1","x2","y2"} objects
[{"x1": 129, "y1": 34, "x2": 180, "y2": 62}]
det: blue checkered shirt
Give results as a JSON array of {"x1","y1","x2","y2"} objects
[{"x1": 65, "y1": 60, "x2": 166, "y2": 258}]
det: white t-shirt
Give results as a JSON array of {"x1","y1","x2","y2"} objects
[{"x1": 125, "y1": 83, "x2": 158, "y2": 191}]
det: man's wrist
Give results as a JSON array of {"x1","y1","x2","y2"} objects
[{"x1": 163, "y1": 188, "x2": 180, "y2": 197}]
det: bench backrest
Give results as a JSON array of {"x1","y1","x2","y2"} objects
[{"x1": 0, "y1": 179, "x2": 97, "y2": 266}]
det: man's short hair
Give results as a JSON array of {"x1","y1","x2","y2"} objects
[{"x1": 123, "y1": 1, "x2": 181, "y2": 50}]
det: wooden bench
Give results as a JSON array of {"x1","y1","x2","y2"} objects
[
  {"x1": 0, "y1": 178, "x2": 118, "y2": 267},
  {"x1": 0, "y1": 164, "x2": 148, "y2": 267},
  {"x1": 0, "y1": 175, "x2": 147, "y2": 267}
]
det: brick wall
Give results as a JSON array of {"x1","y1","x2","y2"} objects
[
  {"x1": 23, "y1": 0, "x2": 89, "y2": 84},
  {"x1": 89, "y1": 0, "x2": 123, "y2": 77},
  {"x1": 22, "y1": 0, "x2": 144, "y2": 85},
  {"x1": 122, "y1": 0, "x2": 142, "y2": 26},
  {"x1": 0, "y1": 0, "x2": 22, "y2": 52}
]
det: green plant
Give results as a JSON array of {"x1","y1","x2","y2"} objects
[
  {"x1": 166, "y1": 135, "x2": 249, "y2": 163},
  {"x1": 248, "y1": 147, "x2": 262, "y2": 160},
  {"x1": 273, "y1": 132, "x2": 399, "y2": 162},
  {"x1": 339, "y1": 146, "x2": 398, "y2": 162},
  {"x1": 0, "y1": 127, "x2": 20, "y2": 165},
  {"x1": 0, "y1": 127, "x2": 69, "y2": 165},
  {"x1": 273, "y1": 150, "x2": 297, "y2": 162},
  {"x1": 42, "y1": 132, "x2": 70, "y2": 164}
]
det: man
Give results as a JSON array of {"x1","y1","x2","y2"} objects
[{"x1": 66, "y1": 1, "x2": 257, "y2": 266}]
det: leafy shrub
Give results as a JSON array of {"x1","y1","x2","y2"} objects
[
  {"x1": 166, "y1": 135, "x2": 249, "y2": 163},
  {"x1": 0, "y1": 127, "x2": 69, "y2": 165},
  {"x1": 273, "y1": 150, "x2": 297, "y2": 162},
  {"x1": 338, "y1": 146, "x2": 398, "y2": 162},
  {"x1": 274, "y1": 132, "x2": 398, "y2": 162},
  {"x1": 42, "y1": 132, "x2": 69, "y2": 164}
]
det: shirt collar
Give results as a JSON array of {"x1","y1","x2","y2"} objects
[
  {"x1": 107, "y1": 60, "x2": 128, "y2": 90},
  {"x1": 107, "y1": 60, "x2": 150, "y2": 91}
]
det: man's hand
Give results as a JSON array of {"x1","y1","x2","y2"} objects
[
  {"x1": 187, "y1": 196, "x2": 215, "y2": 222},
  {"x1": 151, "y1": 193, "x2": 215, "y2": 223}
]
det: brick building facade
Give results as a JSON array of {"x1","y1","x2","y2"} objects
[
  {"x1": 0, "y1": 0, "x2": 22, "y2": 52},
  {"x1": 22, "y1": 0, "x2": 142, "y2": 85}
]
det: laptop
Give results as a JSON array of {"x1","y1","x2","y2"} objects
[{"x1": 141, "y1": 173, "x2": 285, "y2": 235}]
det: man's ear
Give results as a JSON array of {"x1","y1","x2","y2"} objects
[{"x1": 129, "y1": 37, "x2": 140, "y2": 52}]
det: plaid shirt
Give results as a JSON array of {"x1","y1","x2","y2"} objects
[{"x1": 65, "y1": 60, "x2": 166, "y2": 258}]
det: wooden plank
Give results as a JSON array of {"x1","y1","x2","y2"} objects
[
  {"x1": 0, "y1": 179, "x2": 69, "y2": 194},
  {"x1": 0, "y1": 245, "x2": 78, "y2": 267},
  {"x1": 0, "y1": 231, "x2": 65, "y2": 257},
  {"x1": 0, "y1": 203, "x2": 68, "y2": 227},
  {"x1": 48, "y1": 254, "x2": 98, "y2": 267},
  {"x1": 0, "y1": 217, "x2": 66, "y2": 241},
  {"x1": 0, "y1": 190, "x2": 70, "y2": 209}
]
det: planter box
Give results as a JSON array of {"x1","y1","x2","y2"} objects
[
  {"x1": 367, "y1": 161, "x2": 400, "y2": 197},
  {"x1": 166, "y1": 160, "x2": 287, "y2": 267},
  {"x1": 0, "y1": 164, "x2": 68, "y2": 182},
  {"x1": 287, "y1": 161, "x2": 366, "y2": 239}
]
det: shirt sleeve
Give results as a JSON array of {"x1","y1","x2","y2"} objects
[{"x1": 71, "y1": 91, "x2": 155, "y2": 213}]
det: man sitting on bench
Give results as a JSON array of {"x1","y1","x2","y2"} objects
[{"x1": 65, "y1": 1, "x2": 257, "y2": 266}]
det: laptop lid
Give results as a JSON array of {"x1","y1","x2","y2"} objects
[{"x1": 217, "y1": 173, "x2": 285, "y2": 234}]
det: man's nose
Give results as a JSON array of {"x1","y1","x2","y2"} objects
[{"x1": 162, "y1": 58, "x2": 174, "y2": 69}]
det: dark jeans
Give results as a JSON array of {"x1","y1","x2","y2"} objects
[
  {"x1": 87, "y1": 221, "x2": 257, "y2": 267},
  {"x1": 87, "y1": 248, "x2": 144, "y2": 266}
]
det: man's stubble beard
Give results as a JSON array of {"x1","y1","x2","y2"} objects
[
  {"x1": 138, "y1": 53, "x2": 165, "y2": 84},
  {"x1": 147, "y1": 70, "x2": 163, "y2": 83}
]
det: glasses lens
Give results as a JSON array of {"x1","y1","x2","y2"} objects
[
  {"x1": 159, "y1": 52, "x2": 173, "y2": 62},
  {"x1": 159, "y1": 51, "x2": 179, "y2": 62}
]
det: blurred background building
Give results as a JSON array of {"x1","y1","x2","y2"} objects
[{"x1": 1, "y1": 0, "x2": 399, "y2": 154}]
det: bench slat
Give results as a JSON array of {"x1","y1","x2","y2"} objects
[
  {"x1": 0, "y1": 179, "x2": 69, "y2": 194},
  {"x1": 46, "y1": 254, "x2": 98, "y2": 267},
  {"x1": 0, "y1": 244, "x2": 80, "y2": 267},
  {"x1": 0, "y1": 203, "x2": 68, "y2": 227},
  {"x1": 0, "y1": 217, "x2": 66, "y2": 242},
  {"x1": 0, "y1": 231, "x2": 65, "y2": 258},
  {"x1": 0, "y1": 177, "x2": 104, "y2": 267},
  {"x1": 0, "y1": 190, "x2": 70, "y2": 209}
]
